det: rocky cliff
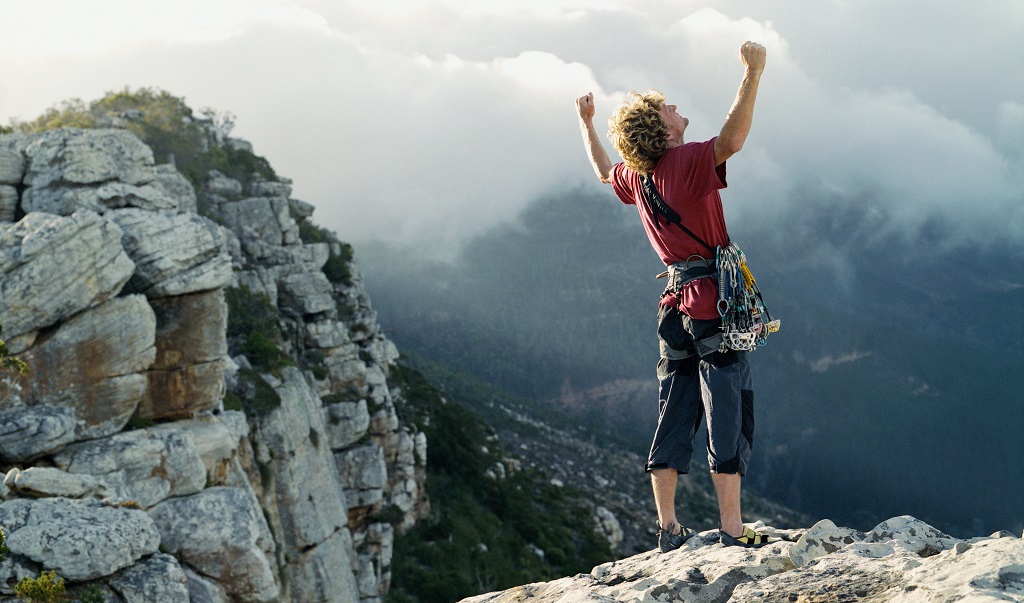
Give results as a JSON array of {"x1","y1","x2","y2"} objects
[
  {"x1": 0, "y1": 127, "x2": 427, "y2": 602},
  {"x1": 461, "y1": 516, "x2": 1024, "y2": 603}
]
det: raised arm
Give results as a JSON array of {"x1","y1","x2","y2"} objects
[
  {"x1": 714, "y1": 41, "x2": 767, "y2": 166},
  {"x1": 576, "y1": 92, "x2": 613, "y2": 184}
]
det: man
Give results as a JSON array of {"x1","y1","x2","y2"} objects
[{"x1": 575, "y1": 41, "x2": 775, "y2": 552}]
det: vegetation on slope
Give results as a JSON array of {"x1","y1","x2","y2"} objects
[{"x1": 387, "y1": 360, "x2": 614, "y2": 603}]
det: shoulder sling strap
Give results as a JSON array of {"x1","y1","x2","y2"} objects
[{"x1": 639, "y1": 174, "x2": 716, "y2": 254}]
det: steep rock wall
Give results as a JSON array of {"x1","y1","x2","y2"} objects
[{"x1": 0, "y1": 127, "x2": 425, "y2": 602}]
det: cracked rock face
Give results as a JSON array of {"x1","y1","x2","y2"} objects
[
  {"x1": 0, "y1": 497, "x2": 162, "y2": 581},
  {"x1": 460, "y1": 516, "x2": 1024, "y2": 603}
]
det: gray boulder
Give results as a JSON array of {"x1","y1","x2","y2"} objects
[
  {"x1": 337, "y1": 443, "x2": 387, "y2": 509},
  {"x1": 279, "y1": 271, "x2": 336, "y2": 317},
  {"x1": 54, "y1": 426, "x2": 206, "y2": 508},
  {"x1": 17, "y1": 295, "x2": 156, "y2": 440},
  {"x1": 0, "y1": 133, "x2": 28, "y2": 184},
  {"x1": 109, "y1": 553, "x2": 190, "y2": 603},
  {"x1": 289, "y1": 529, "x2": 361, "y2": 603},
  {"x1": 0, "y1": 497, "x2": 161, "y2": 581},
  {"x1": 205, "y1": 170, "x2": 243, "y2": 199},
  {"x1": 0, "y1": 210, "x2": 136, "y2": 339},
  {"x1": 215, "y1": 196, "x2": 299, "y2": 248},
  {"x1": 148, "y1": 487, "x2": 280, "y2": 603},
  {"x1": 323, "y1": 400, "x2": 370, "y2": 449},
  {"x1": 183, "y1": 565, "x2": 230, "y2": 603},
  {"x1": 0, "y1": 404, "x2": 76, "y2": 462},
  {"x1": 108, "y1": 208, "x2": 231, "y2": 298}
]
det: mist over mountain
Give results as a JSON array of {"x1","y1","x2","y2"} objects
[{"x1": 360, "y1": 186, "x2": 1024, "y2": 539}]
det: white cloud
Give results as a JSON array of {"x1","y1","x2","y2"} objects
[{"x1": 0, "y1": 0, "x2": 1021, "y2": 251}]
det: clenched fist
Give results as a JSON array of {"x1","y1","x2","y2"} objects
[
  {"x1": 576, "y1": 92, "x2": 596, "y2": 121},
  {"x1": 739, "y1": 41, "x2": 766, "y2": 75}
]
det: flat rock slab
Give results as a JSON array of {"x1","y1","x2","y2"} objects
[
  {"x1": 0, "y1": 210, "x2": 135, "y2": 340},
  {"x1": 108, "y1": 209, "x2": 231, "y2": 298},
  {"x1": 0, "y1": 404, "x2": 76, "y2": 463},
  {"x1": 109, "y1": 553, "x2": 190, "y2": 603},
  {"x1": 0, "y1": 497, "x2": 160, "y2": 581},
  {"x1": 54, "y1": 426, "x2": 206, "y2": 508}
]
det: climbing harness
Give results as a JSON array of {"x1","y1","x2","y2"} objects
[{"x1": 642, "y1": 175, "x2": 780, "y2": 355}]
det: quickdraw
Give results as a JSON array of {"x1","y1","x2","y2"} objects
[{"x1": 714, "y1": 243, "x2": 780, "y2": 351}]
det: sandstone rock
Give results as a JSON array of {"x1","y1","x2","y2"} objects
[
  {"x1": 593, "y1": 506, "x2": 623, "y2": 552},
  {"x1": 306, "y1": 319, "x2": 351, "y2": 349},
  {"x1": 865, "y1": 515, "x2": 959, "y2": 555},
  {"x1": 324, "y1": 400, "x2": 370, "y2": 449},
  {"x1": 148, "y1": 487, "x2": 279, "y2": 603},
  {"x1": 151, "y1": 416, "x2": 237, "y2": 486},
  {"x1": 4, "y1": 466, "x2": 105, "y2": 499},
  {"x1": 253, "y1": 367, "x2": 349, "y2": 548},
  {"x1": 109, "y1": 553, "x2": 190, "y2": 603},
  {"x1": 23, "y1": 129, "x2": 157, "y2": 189},
  {"x1": 461, "y1": 517, "x2": 1024, "y2": 603},
  {"x1": 789, "y1": 518, "x2": 861, "y2": 568},
  {"x1": 183, "y1": 565, "x2": 230, "y2": 603},
  {"x1": 18, "y1": 295, "x2": 156, "y2": 439},
  {"x1": 337, "y1": 444, "x2": 387, "y2": 509},
  {"x1": 54, "y1": 426, "x2": 206, "y2": 508},
  {"x1": 0, "y1": 210, "x2": 135, "y2": 339},
  {"x1": 20, "y1": 129, "x2": 160, "y2": 214},
  {"x1": 215, "y1": 196, "x2": 299, "y2": 247},
  {"x1": 0, "y1": 497, "x2": 161, "y2": 581},
  {"x1": 0, "y1": 185, "x2": 16, "y2": 222},
  {"x1": 0, "y1": 134, "x2": 28, "y2": 184},
  {"x1": 137, "y1": 289, "x2": 228, "y2": 420},
  {"x1": 153, "y1": 163, "x2": 198, "y2": 213},
  {"x1": 279, "y1": 271, "x2": 336, "y2": 317},
  {"x1": 249, "y1": 179, "x2": 292, "y2": 198},
  {"x1": 0, "y1": 404, "x2": 76, "y2": 462},
  {"x1": 109, "y1": 208, "x2": 231, "y2": 298},
  {"x1": 288, "y1": 529, "x2": 361, "y2": 603}
]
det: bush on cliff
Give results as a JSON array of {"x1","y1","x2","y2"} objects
[{"x1": 10, "y1": 87, "x2": 275, "y2": 188}]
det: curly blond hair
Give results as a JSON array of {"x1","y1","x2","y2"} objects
[{"x1": 607, "y1": 89, "x2": 669, "y2": 176}]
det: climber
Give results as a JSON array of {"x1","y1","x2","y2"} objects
[{"x1": 575, "y1": 41, "x2": 778, "y2": 551}]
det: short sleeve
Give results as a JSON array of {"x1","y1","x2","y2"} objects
[
  {"x1": 610, "y1": 162, "x2": 638, "y2": 206},
  {"x1": 661, "y1": 138, "x2": 727, "y2": 200}
]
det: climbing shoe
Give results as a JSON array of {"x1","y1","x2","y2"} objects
[
  {"x1": 719, "y1": 525, "x2": 779, "y2": 548},
  {"x1": 657, "y1": 521, "x2": 696, "y2": 553}
]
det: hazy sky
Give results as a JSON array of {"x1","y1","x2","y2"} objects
[{"x1": 1, "y1": 0, "x2": 1022, "y2": 252}]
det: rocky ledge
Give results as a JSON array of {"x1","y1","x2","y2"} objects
[{"x1": 461, "y1": 516, "x2": 1024, "y2": 603}]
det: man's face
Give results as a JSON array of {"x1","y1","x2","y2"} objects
[{"x1": 659, "y1": 103, "x2": 689, "y2": 144}]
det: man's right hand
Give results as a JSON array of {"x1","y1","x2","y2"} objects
[
  {"x1": 739, "y1": 41, "x2": 766, "y2": 75},
  {"x1": 576, "y1": 92, "x2": 596, "y2": 121}
]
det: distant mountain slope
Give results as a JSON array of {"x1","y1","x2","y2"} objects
[{"x1": 361, "y1": 188, "x2": 1024, "y2": 538}]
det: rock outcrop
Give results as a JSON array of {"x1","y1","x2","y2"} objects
[
  {"x1": 0, "y1": 125, "x2": 426, "y2": 602},
  {"x1": 461, "y1": 516, "x2": 1024, "y2": 603}
]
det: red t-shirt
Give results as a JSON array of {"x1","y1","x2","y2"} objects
[{"x1": 611, "y1": 137, "x2": 729, "y2": 319}]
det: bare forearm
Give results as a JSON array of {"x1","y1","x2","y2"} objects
[
  {"x1": 719, "y1": 70, "x2": 762, "y2": 153},
  {"x1": 714, "y1": 41, "x2": 766, "y2": 165},
  {"x1": 580, "y1": 117, "x2": 613, "y2": 183}
]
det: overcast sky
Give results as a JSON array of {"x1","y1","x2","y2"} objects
[{"x1": 1, "y1": 0, "x2": 1022, "y2": 253}]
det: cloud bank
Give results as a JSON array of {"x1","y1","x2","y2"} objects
[{"x1": 1, "y1": 0, "x2": 1021, "y2": 251}]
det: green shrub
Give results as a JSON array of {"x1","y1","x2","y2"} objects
[
  {"x1": 0, "y1": 526, "x2": 8, "y2": 563},
  {"x1": 14, "y1": 571, "x2": 66, "y2": 603},
  {"x1": 1, "y1": 324, "x2": 29, "y2": 377},
  {"x1": 74, "y1": 584, "x2": 106, "y2": 603},
  {"x1": 224, "y1": 286, "x2": 293, "y2": 373},
  {"x1": 234, "y1": 368, "x2": 283, "y2": 418},
  {"x1": 9, "y1": 87, "x2": 276, "y2": 190}
]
